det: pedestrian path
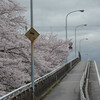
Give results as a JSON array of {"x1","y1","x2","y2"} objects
[{"x1": 43, "y1": 61, "x2": 86, "y2": 100}]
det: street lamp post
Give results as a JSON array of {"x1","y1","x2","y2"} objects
[
  {"x1": 75, "y1": 24, "x2": 87, "y2": 57},
  {"x1": 79, "y1": 38, "x2": 88, "y2": 53},
  {"x1": 66, "y1": 10, "x2": 84, "y2": 41},
  {"x1": 30, "y1": 0, "x2": 34, "y2": 99}
]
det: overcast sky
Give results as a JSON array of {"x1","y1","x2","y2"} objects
[{"x1": 16, "y1": 0, "x2": 100, "y2": 61}]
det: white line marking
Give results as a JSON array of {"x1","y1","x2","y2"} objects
[{"x1": 94, "y1": 61, "x2": 100, "y2": 85}]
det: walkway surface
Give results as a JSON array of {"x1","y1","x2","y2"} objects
[
  {"x1": 43, "y1": 61, "x2": 86, "y2": 100},
  {"x1": 88, "y1": 61, "x2": 100, "y2": 100}
]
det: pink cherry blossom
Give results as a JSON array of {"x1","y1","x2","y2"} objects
[{"x1": 0, "y1": 0, "x2": 71, "y2": 96}]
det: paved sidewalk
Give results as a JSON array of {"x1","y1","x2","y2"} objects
[{"x1": 43, "y1": 61, "x2": 86, "y2": 100}]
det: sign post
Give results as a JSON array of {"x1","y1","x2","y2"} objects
[
  {"x1": 25, "y1": 0, "x2": 40, "y2": 99},
  {"x1": 25, "y1": 27, "x2": 40, "y2": 99}
]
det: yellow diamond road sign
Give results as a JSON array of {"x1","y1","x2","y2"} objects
[{"x1": 25, "y1": 27, "x2": 40, "y2": 42}]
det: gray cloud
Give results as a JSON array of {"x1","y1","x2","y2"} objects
[
  {"x1": 16, "y1": 0, "x2": 100, "y2": 61},
  {"x1": 16, "y1": 0, "x2": 100, "y2": 26}
]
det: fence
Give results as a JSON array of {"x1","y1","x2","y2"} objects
[{"x1": 0, "y1": 53, "x2": 81, "y2": 100}]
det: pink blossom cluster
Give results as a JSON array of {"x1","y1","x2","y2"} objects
[{"x1": 0, "y1": 0, "x2": 70, "y2": 96}]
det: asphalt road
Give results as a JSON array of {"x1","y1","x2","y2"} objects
[
  {"x1": 43, "y1": 61, "x2": 86, "y2": 100},
  {"x1": 88, "y1": 61, "x2": 100, "y2": 100}
]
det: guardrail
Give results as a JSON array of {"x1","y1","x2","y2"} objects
[
  {"x1": 80, "y1": 60, "x2": 90, "y2": 100},
  {"x1": 0, "y1": 53, "x2": 81, "y2": 100}
]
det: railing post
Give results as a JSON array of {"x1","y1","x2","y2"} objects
[{"x1": 78, "y1": 51, "x2": 81, "y2": 60}]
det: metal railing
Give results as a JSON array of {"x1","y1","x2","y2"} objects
[
  {"x1": 0, "y1": 53, "x2": 81, "y2": 100},
  {"x1": 80, "y1": 60, "x2": 90, "y2": 100}
]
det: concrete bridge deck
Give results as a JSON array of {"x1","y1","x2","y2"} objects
[{"x1": 43, "y1": 61, "x2": 86, "y2": 100}]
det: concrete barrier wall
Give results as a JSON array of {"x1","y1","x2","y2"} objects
[
  {"x1": 80, "y1": 60, "x2": 90, "y2": 100},
  {"x1": 0, "y1": 54, "x2": 81, "y2": 100}
]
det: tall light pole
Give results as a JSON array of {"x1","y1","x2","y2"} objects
[
  {"x1": 66, "y1": 10, "x2": 84, "y2": 41},
  {"x1": 75, "y1": 24, "x2": 87, "y2": 57},
  {"x1": 30, "y1": 0, "x2": 34, "y2": 99},
  {"x1": 79, "y1": 38, "x2": 88, "y2": 53}
]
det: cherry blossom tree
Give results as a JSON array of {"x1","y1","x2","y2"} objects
[
  {"x1": 0, "y1": 0, "x2": 71, "y2": 96},
  {"x1": 0, "y1": 0, "x2": 29, "y2": 96}
]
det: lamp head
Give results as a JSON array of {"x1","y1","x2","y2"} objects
[
  {"x1": 80, "y1": 10, "x2": 84, "y2": 12},
  {"x1": 84, "y1": 24, "x2": 87, "y2": 26},
  {"x1": 85, "y1": 38, "x2": 88, "y2": 40}
]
